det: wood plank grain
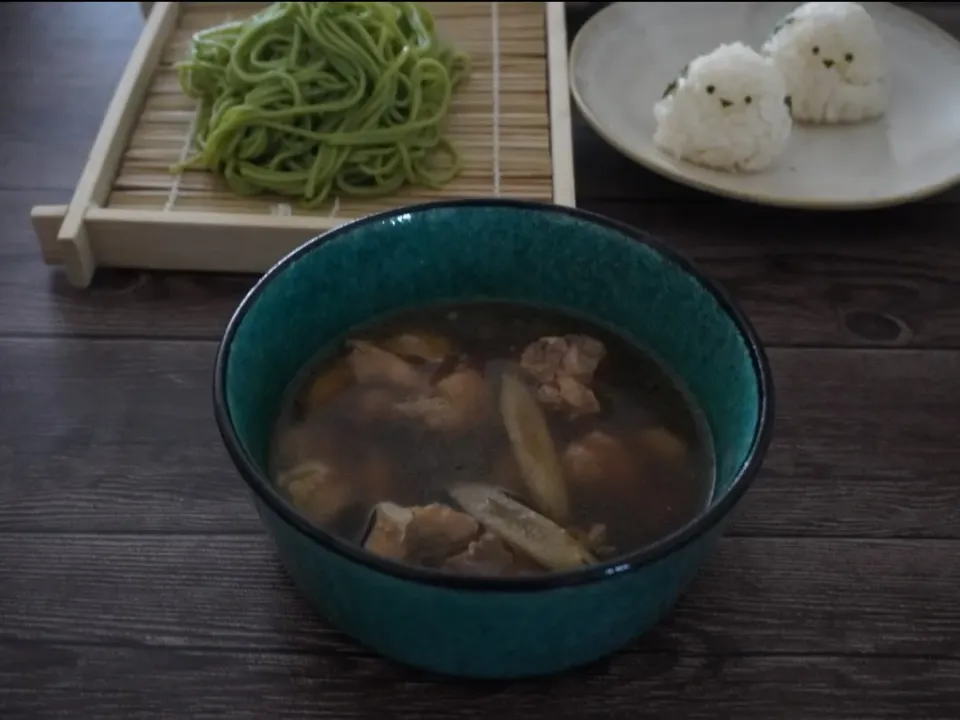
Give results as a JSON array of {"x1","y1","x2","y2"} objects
[
  {"x1": 0, "y1": 3, "x2": 142, "y2": 192},
  {"x1": 1, "y1": 642, "x2": 957, "y2": 720},
  {"x1": 5, "y1": 189, "x2": 960, "y2": 346},
  {"x1": 1, "y1": 533, "x2": 958, "y2": 658},
  {"x1": 590, "y1": 200, "x2": 960, "y2": 348},
  {"x1": 0, "y1": 190, "x2": 255, "y2": 338},
  {"x1": 0, "y1": 338, "x2": 957, "y2": 537}
]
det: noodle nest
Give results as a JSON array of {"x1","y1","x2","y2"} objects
[{"x1": 175, "y1": 2, "x2": 469, "y2": 207}]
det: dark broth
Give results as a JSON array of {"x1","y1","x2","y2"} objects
[{"x1": 270, "y1": 301, "x2": 715, "y2": 575}]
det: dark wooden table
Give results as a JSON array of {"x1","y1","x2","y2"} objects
[{"x1": 2, "y1": 2, "x2": 959, "y2": 717}]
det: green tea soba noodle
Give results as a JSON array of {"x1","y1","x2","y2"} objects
[{"x1": 175, "y1": 2, "x2": 470, "y2": 206}]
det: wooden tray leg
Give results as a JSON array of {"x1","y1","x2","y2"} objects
[
  {"x1": 57, "y1": 223, "x2": 97, "y2": 286},
  {"x1": 31, "y1": 206, "x2": 67, "y2": 267}
]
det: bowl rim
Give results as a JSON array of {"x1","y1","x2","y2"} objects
[{"x1": 213, "y1": 198, "x2": 774, "y2": 592}]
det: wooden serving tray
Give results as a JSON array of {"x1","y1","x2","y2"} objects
[{"x1": 31, "y1": 1, "x2": 576, "y2": 287}]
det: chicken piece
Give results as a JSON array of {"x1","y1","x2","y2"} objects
[
  {"x1": 436, "y1": 367, "x2": 489, "y2": 408},
  {"x1": 273, "y1": 422, "x2": 339, "y2": 473},
  {"x1": 404, "y1": 504, "x2": 480, "y2": 565},
  {"x1": 346, "y1": 340, "x2": 423, "y2": 389},
  {"x1": 520, "y1": 336, "x2": 566, "y2": 384},
  {"x1": 562, "y1": 430, "x2": 636, "y2": 495},
  {"x1": 520, "y1": 335, "x2": 606, "y2": 417},
  {"x1": 521, "y1": 334, "x2": 606, "y2": 383},
  {"x1": 427, "y1": 353, "x2": 463, "y2": 386},
  {"x1": 303, "y1": 359, "x2": 355, "y2": 411},
  {"x1": 350, "y1": 367, "x2": 491, "y2": 431},
  {"x1": 362, "y1": 502, "x2": 414, "y2": 561},
  {"x1": 444, "y1": 532, "x2": 517, "y2": 577},
  {"x1": 394, "y1": 366, "x2": 491, "y2": 431},
  {"x1": 277, "y1": 460, "x2": 354, "y2": 525},
  {"x1": 636, "y1": 426, "x2": 689, "y2": 467},
  {"x1": 381, "y1": 332, "x2": 453, "y2": 363},
  {"x1": 436, "y1": 367, "x2": 492, "y2": 426},
  {"x1": 539, "y1": 379, "x2": 599, "y2": 418},
  {"x1": 538, "y1": 376, "x2": 601, "y2": 417},
  {"x1": 362, "y1": 502, "x2": 480, "y2": 566},
  {"x1": 350, "y1": 386, "x2": 402, "y2": 423},
  {"x1": 561, "y1": 336, "x2": 606, "y2": 379},
  {"x1": 391, "y1": 396, "x2": 449, "y2": 426}
]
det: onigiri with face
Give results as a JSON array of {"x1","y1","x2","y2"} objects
[
  {"x1": 761, "y1": 1, "x2": 887, "y2": 124},
  {"x1": 652, "y1": 42, "x2": 793, "y2": 173}
]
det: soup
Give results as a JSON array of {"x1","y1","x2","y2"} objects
[{"x1": 270, "y1": 302, "x2": 715, "y2": 577}]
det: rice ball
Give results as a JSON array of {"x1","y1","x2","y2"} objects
[
  {"x1": 653, "y1": 42, "x2": 793, "y2": 173},
  {"x1": 761, "y1": 2, "x2": 887, "y2": 124}
]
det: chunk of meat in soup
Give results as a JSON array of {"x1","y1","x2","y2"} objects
[
  {"x1": 562, "y1": 429, "x2": 637, "y2": 496},
  {"x1": 539, "y1": 376, "x2": 600, "y2": 417},
  {"x1": 276, "y1": 420, "x2": 392, "y2": 506},
  {"x1": 346, "y1": 340, "x2": 423, "y2": 389},
  {"x1": 362, "y1": 502, "x2": 480, "y2": 566},
  {"x1": 351, "y1": 386, "x2": 403, "y2": 423},
  {"x1": 277, "y1": 460, "x2": 354, "y2": 525},
  {"x1": 363, "y1": 502, "x2": 413, "y2": 561},
  {"x1": 443, "y1": 532, "x2": 517, "y2": 576},
  {"x1": 274, "y1": 421, "x2": 356, "y2": 477},
  {"x1": 303, "y1": 358, "x2": 355, "y2": 411},
  {"x1": 341, "y1": 334, "x2": 489, "y2": 431},
  {"x1": 274, "y1": 422, "x2": 331, "y2": 469},
  {"x1": 521, "y1": 334, "x2": 606, "y2": 384},
  {"x1": 380, "y1": 333, "x2": 453, "y2": 363},
  {"x1": 636, "y1": 426, "x2": 689, "y2": 469},
  {"x1": 520, "y1": 335, "x2": 606, "y2": 417},
  {"x1": 393, "y1": 365, "x2": 492, "y2": 431},
  {"x1": 405, "y1": 504, "x2": 480, "y2": 564}
]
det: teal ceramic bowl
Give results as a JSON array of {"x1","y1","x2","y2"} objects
[{"x1": 213, "y1": 199, "x2": 773, "y2": 679}]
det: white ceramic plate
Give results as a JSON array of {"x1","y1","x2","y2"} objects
[{"x1": 569, "y1": 2, "x2": 960, "y2": 209}]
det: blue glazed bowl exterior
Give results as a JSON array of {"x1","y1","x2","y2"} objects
[{"x1": 214, "y1": 199, "x2": 774, "y2": 679}]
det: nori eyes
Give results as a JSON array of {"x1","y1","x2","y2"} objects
[
  {"x1": 845, "y1": 53, "x2": 854, "y2": 62},
  {"x1": 706, "y1": 85, "x2": 715, "y2": 94}
]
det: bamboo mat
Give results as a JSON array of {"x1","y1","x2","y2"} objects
[{"x1": 108, "y1": 2, "x2": 556, "y2": 218}]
